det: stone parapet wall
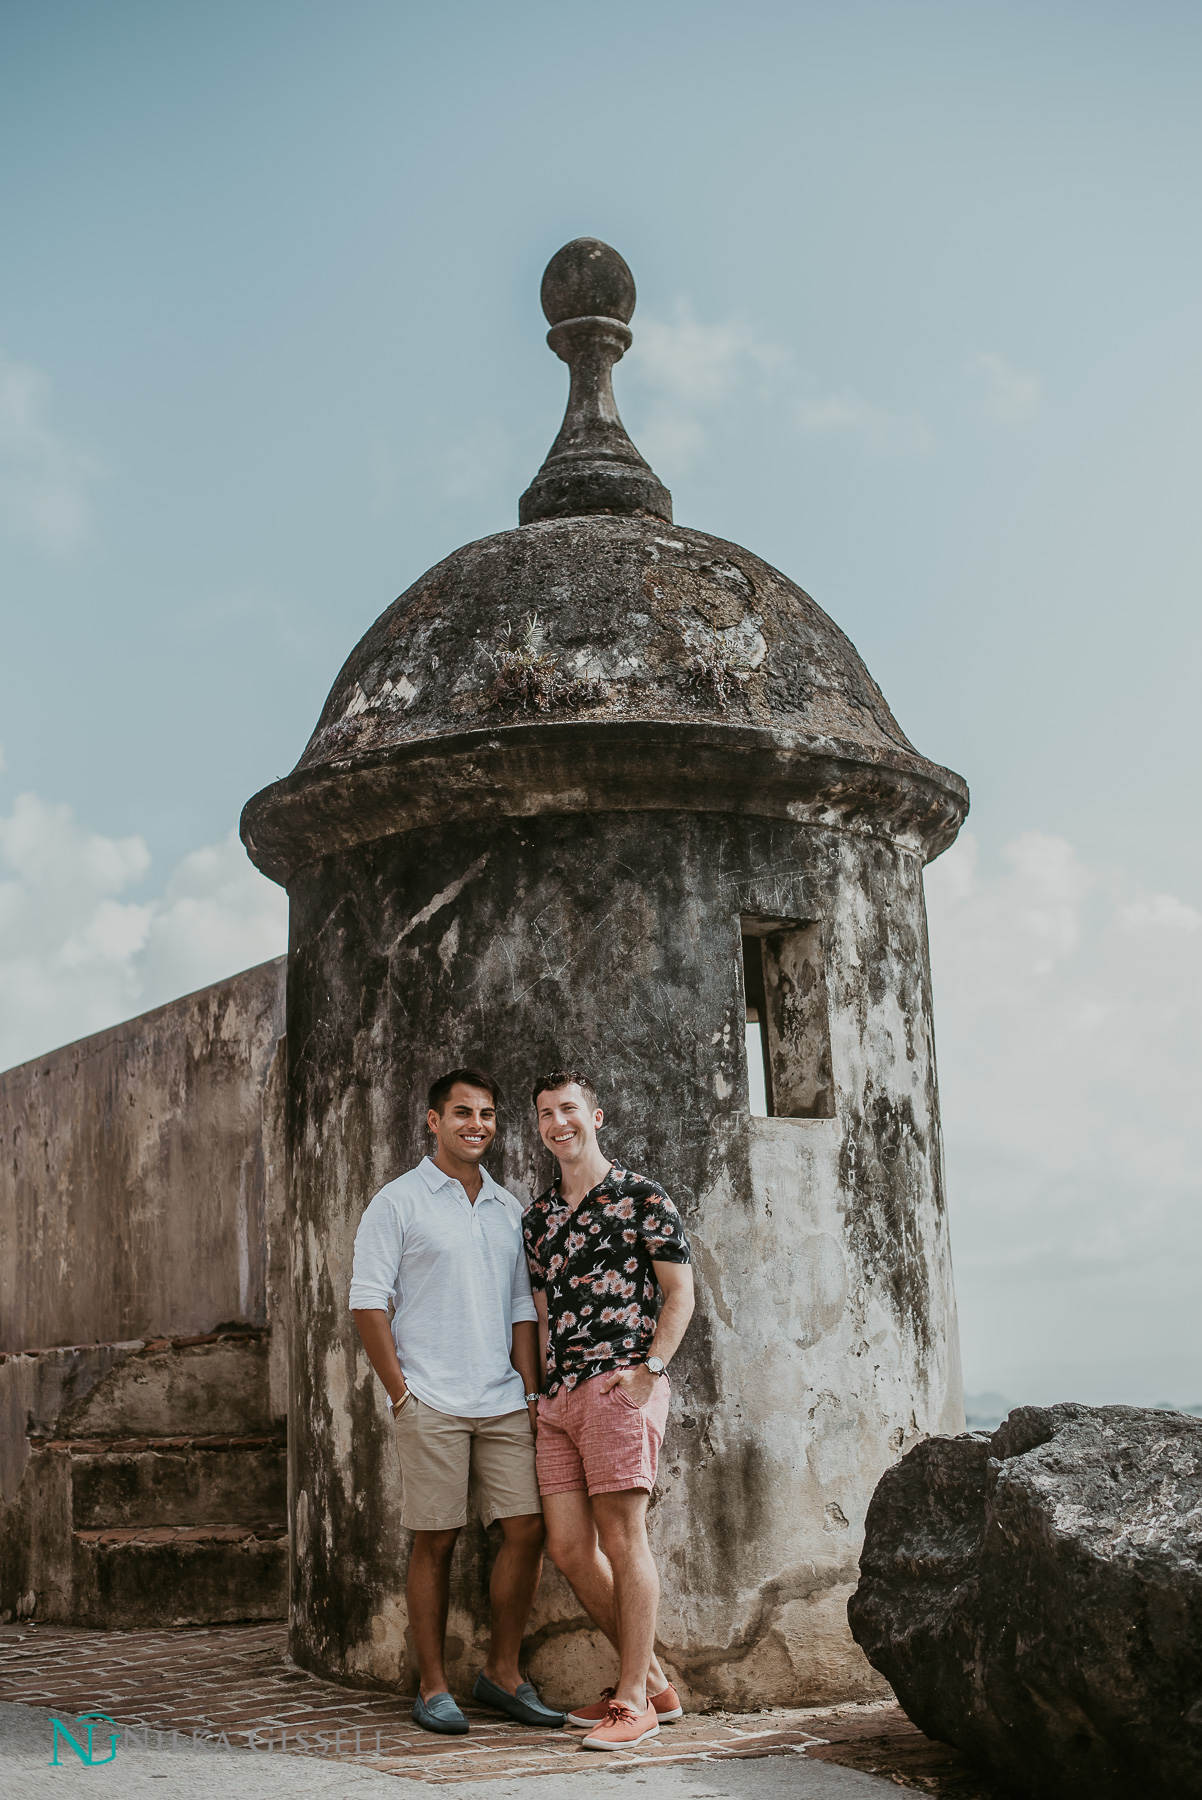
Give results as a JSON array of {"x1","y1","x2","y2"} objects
[
  {"x1": 0, "y1": 958, "x2": 287, "y2": 1352},
  {"x1": 0, "y1": 962, "x2": 290, "y2": 1626}
]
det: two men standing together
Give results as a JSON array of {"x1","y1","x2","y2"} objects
[{"x1": 350, "y1": 1068, "x2": 695, "y2": 1750}]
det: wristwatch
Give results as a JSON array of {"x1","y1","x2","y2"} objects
[
  {"x1": 524, "y1": 1392, "x2": 540, "y2": 1404},
  {"x1": 645, "y1": 1355, "x2": 666, "y2": 1377}
]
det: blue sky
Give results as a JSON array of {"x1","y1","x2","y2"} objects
[{"x1": 2, "y1": 1, "x2": 1199, "y2": 1403}]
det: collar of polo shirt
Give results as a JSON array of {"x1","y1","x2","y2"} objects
[{"x1": 418, "y1": 1154, "x2": 505, "y2": 1204}]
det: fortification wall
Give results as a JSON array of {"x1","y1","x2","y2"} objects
[
  {"x1": 0, "y1": 958, "x2": 287, "y2": 1352},
  {"x1": 0, "y1": 961, "x2": 289, "y2": 1626}
]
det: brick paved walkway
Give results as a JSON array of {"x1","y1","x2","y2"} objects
[{"x1": 0, "y1": 1621, "x2": 994, "y2": 1792}]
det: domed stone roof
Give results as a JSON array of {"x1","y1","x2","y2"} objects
[{"x1": 242, "y1": 242, "x2": 967, "y2": 885}]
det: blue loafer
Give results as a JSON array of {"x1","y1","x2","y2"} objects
[
  {"x1": 472, "y1": 1672, "x2": 566, "y2": 1727},
  {"x1": 412, "y1": 1690, "x2": 469, "y2": 1735}
]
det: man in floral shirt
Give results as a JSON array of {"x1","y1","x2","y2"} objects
[{"x1": 523, "y1": 1071, "x2": 694, "y2": 1752}]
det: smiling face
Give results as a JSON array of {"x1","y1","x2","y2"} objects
[
  {"x1": 427, "y1": 1082, "x2": 497, "y2": 1167},
  {"x1": 536, "y1": 1082, "x2": 604, "y2": 1169}
]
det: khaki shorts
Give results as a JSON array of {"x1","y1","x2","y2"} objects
[{"x1": 392, "y1": 1396, "x2": 542, "y2": 1530}]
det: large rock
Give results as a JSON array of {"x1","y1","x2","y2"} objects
[{"x1": 848, "y1": 1404, "x2": 1202, "y2": 1798}]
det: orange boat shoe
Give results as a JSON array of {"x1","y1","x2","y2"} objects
[
  {"x1": 580, "y1": 1699, "x2": 661, "y2": 1750},
  {"x1": 567, "y1": 1682, "x2": 682, "y2": 1727}
]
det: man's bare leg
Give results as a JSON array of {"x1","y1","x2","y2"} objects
[
  {"x1": 542, "y1": 1491, "x2": 668, "y2": 1698},
  {"x1": 590, "y1": 1490, "x2": 659, "y2": 1713},
  {"x1": 407, "y1": 1527, "x2": 460, "y2": 1700},
  {"x1": 480, "y1": 1512, "x2": 546, "y2": 1693}
]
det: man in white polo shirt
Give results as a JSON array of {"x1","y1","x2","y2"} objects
[{"x1": 350, "y1": 1068, "x2": 564, "y2": 1737}]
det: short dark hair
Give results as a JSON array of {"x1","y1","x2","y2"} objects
[
  {"x1": 427, "y1": 1068, "x2": 500, "y2": 1114},
  {"x1": 531, "y1": 1069, "x2": 600, "y2": 1110}
]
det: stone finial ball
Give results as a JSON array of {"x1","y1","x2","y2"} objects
[{"x1": 540, "y1": 238, "x2": 636, "y2": 326}]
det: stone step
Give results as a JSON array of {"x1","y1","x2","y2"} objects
[
  {"x1": 55, "y1": 1332, "x2": 276, "y2": 1439},
  {"x1": 54, "y1": 1434, "x2": 287, "y2": 1531},
  {"x1": 75, "y1": 1522, "x2": 287, "y2": 1545},
  {"x1": 70, "y1": 1524, "x2": 287, "y2": 1629}
]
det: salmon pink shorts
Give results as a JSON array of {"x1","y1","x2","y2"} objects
[{"x1": 535, "y1": 1372, "x2": 671, "y2": 1497}]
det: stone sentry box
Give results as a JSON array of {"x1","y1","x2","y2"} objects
[{"x1": 241, "y1": 239, "x2": 970, "y2": 1707}]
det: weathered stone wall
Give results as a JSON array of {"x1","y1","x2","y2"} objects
[
  {"x1": 0, "y1": 958, "x2": 287, "y2": 1352},
  {"x1": 0, "y1": 961, "x2": 289, "y2": 1626},
  {"x1": 284, "y1": 810, "x2": 962, "y2": 1706}
]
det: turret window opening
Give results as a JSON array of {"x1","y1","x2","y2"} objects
[
  {"x1": 742, "y1": 933, "x2": 773, "y2": 1117},
  {"x1": 740, "y1": 918, "x2": 836, "y2": 1120}
]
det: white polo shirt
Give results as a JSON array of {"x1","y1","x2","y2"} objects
[{"x1": 348, "y1": 1156, "x2": 536, "y2": 1418}]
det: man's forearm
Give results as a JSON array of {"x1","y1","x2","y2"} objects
[
  {"x1": 510, "y1": 1320, "x2": 540, "y2": 1396},
  {"x1": 352, "y1": 1308, "x2": 407, "y2": 1405},
  {"x1": 648, "y1": 1287, "x2": 695, "y2": 1368}
]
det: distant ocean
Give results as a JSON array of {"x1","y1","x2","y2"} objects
[{"x1": 963, "y1": 1393, "x2": 1202, "y2": 1433}]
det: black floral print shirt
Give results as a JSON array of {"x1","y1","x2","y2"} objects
[{"x1": 522, "y1": 1165, "x2": 691, "y2": 1395}]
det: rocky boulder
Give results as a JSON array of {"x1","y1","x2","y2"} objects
[{"x1": 847, "y1": 1404, "x2": 1202, "y2": 1798}]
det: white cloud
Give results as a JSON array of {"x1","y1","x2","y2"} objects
[
  {"x1": 625, "y1": 301, "x2": 930, "y2": 466},
  {"x1": 139, "y1": 833, "x2": 289, "y2": 1001},
  {"x1": 969, "y1": 350, "x2": 1042, "y2": 424},
  {"x1": 631, "y1": 305, "x2": 787, "y2": 407},
  {"x1": 0, "y1": 352, "x2": 102, "y2": 553},
  {"x1": 926, "y1": 831, "x2": 1202, "y2": 1405},
  {"x1": 60, "y1": 897, "x2": 154, "y2": 969},
  {"x1": 0, "y1": 793, "x2": 287, "y2": 1070},
  {"x1": 625, "y1": 304, "x2": 785, "y2": 469},
  {"x1": 1118, "y1": 893, "x2": 1202, "y2": 936},
  {"x1": 795, "y1": 391, "x2": 933, "y2": 455}
]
